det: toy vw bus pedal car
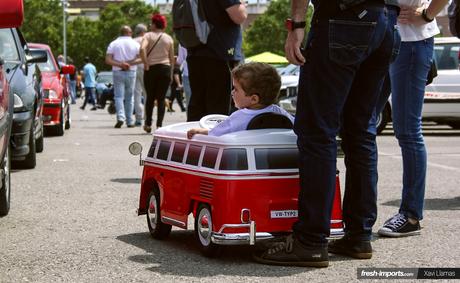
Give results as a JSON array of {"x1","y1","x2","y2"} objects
[{"x1": 130, "y1": 114, "x2": 344, "y2": 256}]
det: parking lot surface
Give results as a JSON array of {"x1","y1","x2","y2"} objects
[{"x1": 0, "y1": 105, "x2": 458, "y2": 282}]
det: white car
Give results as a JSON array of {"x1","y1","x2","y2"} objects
[
  {"x1": 278, "y1": 64, "x2": 299, "y2": 101},
  {"x1": 279, "y1": 37, "x2": 460, "y2": 133}
]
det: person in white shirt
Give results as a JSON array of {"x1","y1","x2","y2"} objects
[
  {"x1": 105, "y1": 25, "x2": 140, "y2": 128},
  {"x1": 187, "y1": 62, "x2": 293, "y2": 138}
]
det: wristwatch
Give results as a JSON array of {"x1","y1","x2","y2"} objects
[
  {"x1": 421, "y1": 9, "x2": 434, "y2": 23},
  {"x1": 285, "y1": 18, "x2": 306, "y2": 31}
]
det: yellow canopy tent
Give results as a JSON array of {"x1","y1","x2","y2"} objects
[{"x1": 245, "y1": 52, "x2": 289, "y2": 64}]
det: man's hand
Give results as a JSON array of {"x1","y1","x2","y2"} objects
[
  {"x1": 285, "y1": 29, "x2": 306, "y2": 65},
  {"x1": 398, "y1": 5, "x2": 426, "y2": 26},
  {"x1": 121, "y1": 62, "x2": 130, "y2": 70}
]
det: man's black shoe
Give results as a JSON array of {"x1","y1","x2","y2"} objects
[
  {"x1": 90, "y1": 106, "x2": 97, "y2": 111},
  {"x1": 253, "y1": 235, "x2": 329, "y2": 267},
  {"x1": 80, "y1": 106, "x2": 85, "y2": 110},
  {"x1": 114, "y1": 120, "x2": 123, "y2": 128},
  {"x1": 328, "y1": 237, "x2": 372, "y2": 259}
]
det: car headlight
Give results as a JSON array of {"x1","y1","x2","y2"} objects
[{"x1": 13, "y1": 93, "x2": 24, "y2": 110}]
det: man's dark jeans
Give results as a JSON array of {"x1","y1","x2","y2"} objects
[{"x1": 293, "y1": 4, "x2": 400, "y2": 245}]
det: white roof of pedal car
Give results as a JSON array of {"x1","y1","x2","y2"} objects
[{"x1": 153, "y1": 122, "x2": 297, "y2": 147}]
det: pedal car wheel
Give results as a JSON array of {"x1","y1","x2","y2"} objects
[
  {"x1": 198, "y1": 114, "x2": 228, "y2": 130},
  {"x1": 146, "y1": 189, "x2": 171, "y2": 239},
  {"x1": 194, "y1": 203, "x2": 221, "y2": 257}
]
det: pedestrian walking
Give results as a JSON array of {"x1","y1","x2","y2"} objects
[
  {"x1": 375, "y1": 0, "x2": 449, "y2": 238},
  {"x1": 80, "y1": 56, "x2": 97, "y2": 111},
  {"x1": 176, "y1": 44, "x2": 191, "y2": 109},
  {"x1": 133, "y1": 23, "x2": 147, "y2": 126},
  {"x1": 166, "y1": 56, "x2": 186, "y2": 112},
  {"x1": 254, "y1": 0, "x2": 400, "y2": 267},
  {"x1": 140, "y1": 13, "x2": 174, "y2": 133},
  {"x1": 105, "y1": 25, "x2": 140, "y2": 128},
  {"x1": 186, "y1": 0, "x2": 247, "y2": 122}
]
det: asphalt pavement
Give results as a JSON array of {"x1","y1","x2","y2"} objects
[{"x1": 0, "y1": 103, "x2": 459, "y2": 282}]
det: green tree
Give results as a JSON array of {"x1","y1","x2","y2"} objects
[
  {"x1": 22, "y1": 0, "x2": 62, "y2": 55},
  {"x1": 244, "y1": 0, "x2": 313, "y2": 57}
]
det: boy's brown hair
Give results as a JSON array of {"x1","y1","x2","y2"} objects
[{"x1": 231, "y1": 62, "x2": 281, "y2": 106}]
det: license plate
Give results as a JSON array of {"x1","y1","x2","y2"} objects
[{"x1": 270, "y1": 210, "x2": 298, "y2": 218}]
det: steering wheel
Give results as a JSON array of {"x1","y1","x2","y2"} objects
[{"x1": 199, "y1": 114, "x2": 228, "y2": 130}]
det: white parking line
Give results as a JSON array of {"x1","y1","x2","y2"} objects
[{"x1": 379, "y1": 151, "x2": 460, "y2": 172}]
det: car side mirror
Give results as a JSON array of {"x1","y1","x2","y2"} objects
[
  {"x1": 129, "y1": 142, "x2": 144, "y2": 166},
  {"x1": 26, "y1": 49, "x2": 47, "y2": 64},
  {"x1": 61, "y1": 64, "x2": 75, "y2": 75}
]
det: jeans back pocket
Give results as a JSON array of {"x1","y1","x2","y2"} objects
[{"x1": 329, "y1": 19, "x2": 376, "y2": 65}]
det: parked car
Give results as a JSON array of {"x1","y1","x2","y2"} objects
[
  {"x1": 278, "y1": 64, "x2": 299, "y2": 101},
  {"x1": 0, "y1": 46, "x2": 13, "y2": 216},
  {"x1": 279, "y1": 37, "x2": 460, "y2": 133},
  {"x1": 375, "y1": 37, "x2": 460, "y2": 133},
  {"x1": 0, "y1": 0, "x2": 24, "y2": 215},
  {"x1": 95, "y1": 71, "x2": 113, "y2": 98},
  {"x1": 1, "y1": 28, "x2": 47, "y2": 169},
  {"x1": 29, "y1": 43, "x2": 73, "y2": 136},
  {"x1": 129, "y1": 114, "x2": 344, "y2": 257}
]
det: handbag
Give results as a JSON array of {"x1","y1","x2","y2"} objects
[{"x1": 426, "y1": 60, "x2": 438, "y2": 85}]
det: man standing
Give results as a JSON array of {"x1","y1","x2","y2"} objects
[
  {"x1": 105, "y1": 25, "x2": 140, "y2": 128},
  {"x1": 254, "y1": 0, "x2": 400, "y2": 267},
  {"x1": 186, "y1": 0, "x2": 247, "y2": 121},
  {"x1": 133, "y1": 23, "x2": 147, "y2": 126},
  {"x1": 80, "y1": 56, "x2": 97, "y2": 111}
]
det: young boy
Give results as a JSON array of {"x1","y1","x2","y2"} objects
[{"x1": 187, "y1": 62, "x2": 294, "y2": 139}]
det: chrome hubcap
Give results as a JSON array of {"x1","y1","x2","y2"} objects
[
  {"x1": 197, "y1": 207, "x2": 212, "y2": 246},
  {"x1": 147, "y1": 194, "x2": 157, "y2": 229}
]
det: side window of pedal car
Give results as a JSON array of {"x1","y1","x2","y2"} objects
[
  {"x1": 171, "y1": 141, "x2": 187, "y2": 163},
  {"x1": 147, "y1": 138, "x2": 158, "y2": 157},
  {"x1": 186, "y1": 144, "x2": 202, "y2": 166},
  {"x1": 219, "y1": 148, "x2": 248, "y2": 170},
  {"x1": 202, "y1": 146, "x2": 219, "y2": 169},
  {"x1": 157, "y1": 140, "x2": 171, "y2": 160},
  {"x1": 254, "y1": 148, "x2": 299, "y2": 169}
]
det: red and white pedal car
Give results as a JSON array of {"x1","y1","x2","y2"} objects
[{"x1": 130, "y1": 114, "x2": 344, "y2": 256}]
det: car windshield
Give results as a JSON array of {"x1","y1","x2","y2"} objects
[
  {"x1": 434, "y1": 43, "x2": 459, "y2": 70},
  {"x1": 37, "y1": 50, "x2": 57, "y2": 72},
  {"x1": 97, "y1": 73, "x2": 112, "y2": 84},
  {"x1": 0, "y1": 28, "x2": 20, "y2": 61}
]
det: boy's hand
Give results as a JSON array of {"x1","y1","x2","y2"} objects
[{"x1": 187, "y1": 128, "x2": 209, "y2": 139}]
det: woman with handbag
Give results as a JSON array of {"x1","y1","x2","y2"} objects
[
  {"x1": 375, "y1": 0, "x2": 448, "y2": 238},
  {"x1": 141, "y1": 13, "x2": 174, "y2": 133}
]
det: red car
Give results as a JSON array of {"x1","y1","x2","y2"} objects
[
  {"x1": 0, "y1": 0, "x2": 23, "y2": 215},
  {"x1": 28, "y1": 43, "x2": 74, "y2": 136}
]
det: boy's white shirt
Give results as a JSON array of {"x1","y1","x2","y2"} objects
[{"x1": 208, "y1": 104, "x2": 295, "y2": 136}]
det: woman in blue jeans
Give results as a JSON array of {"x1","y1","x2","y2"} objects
[{"x1": 377, "y1": 0, "x2": 448, "y2": 237}]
